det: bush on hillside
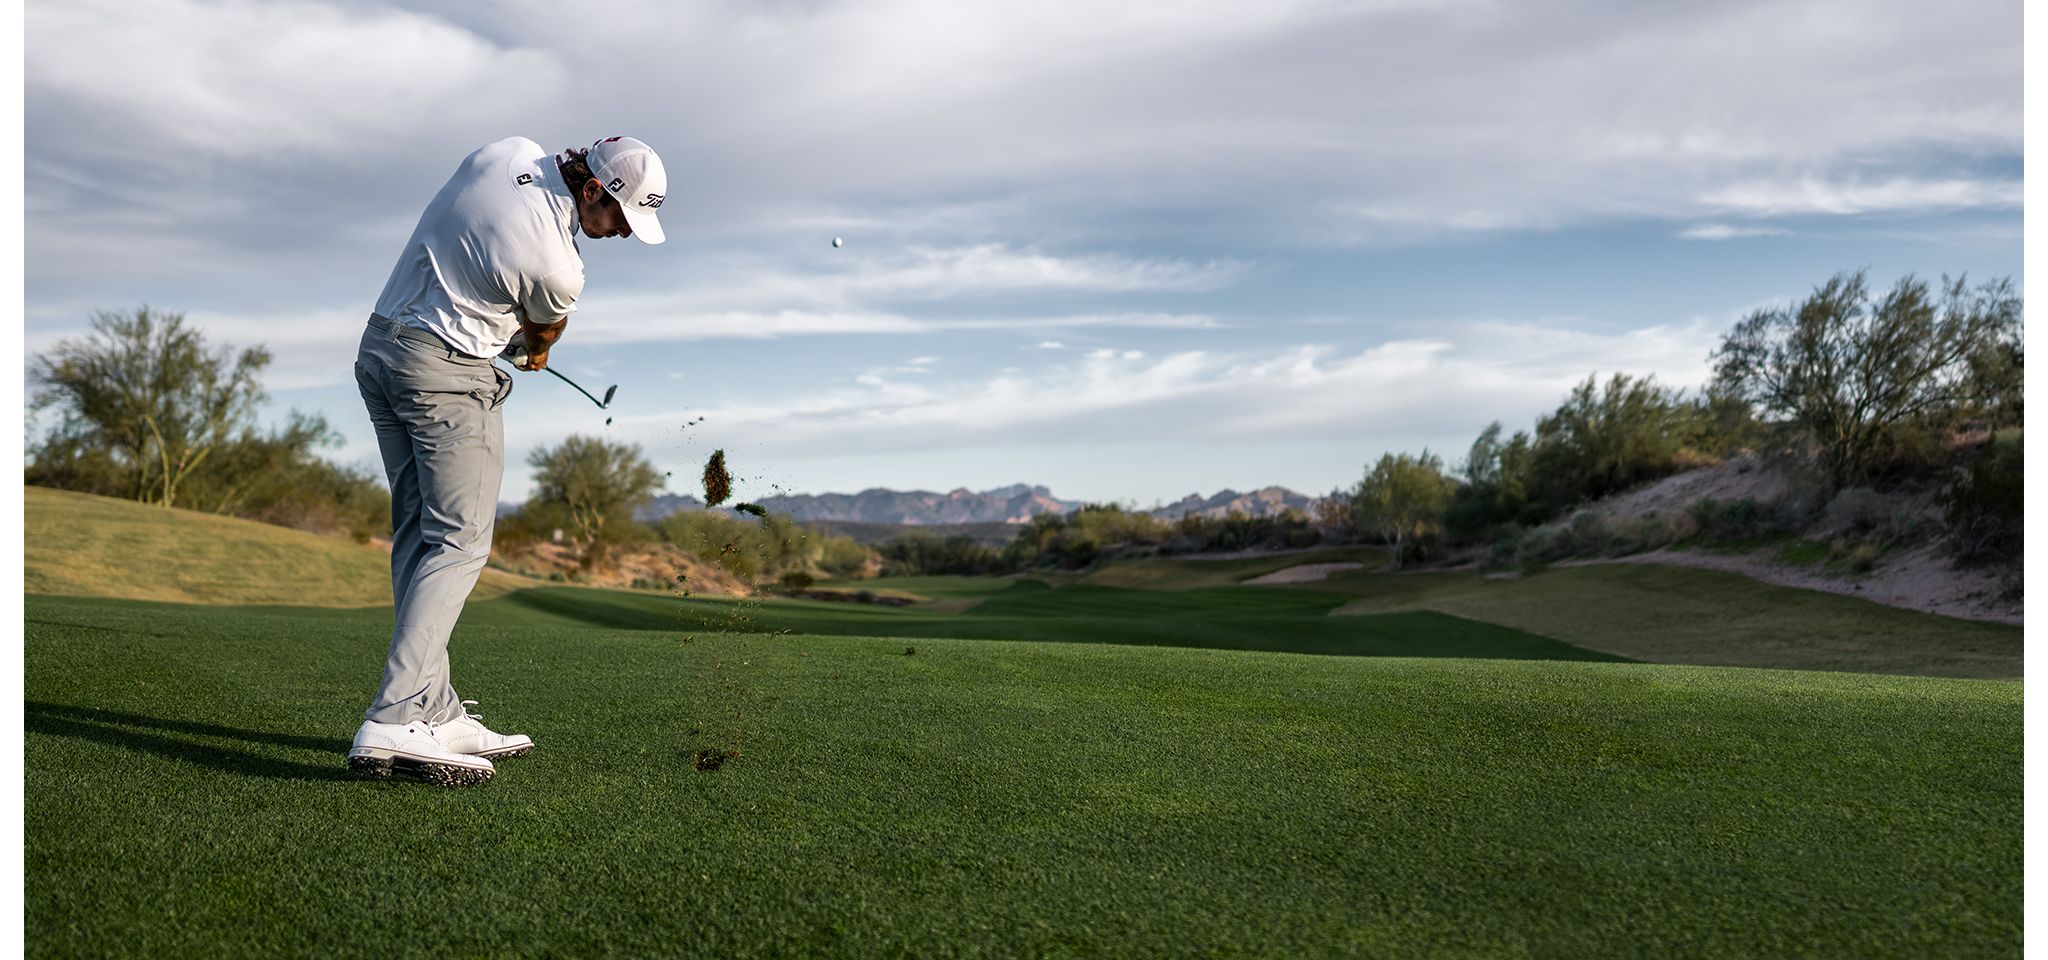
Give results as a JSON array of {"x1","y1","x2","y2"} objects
[
  {"x1": 1525, "y1": 373, "x2": 1719, "y2": 511},
  {"x1": 1944, "y1": 430, "x2": 2023, "y2": 565},
  {"x1": 1161, "y1": 510, "x2": 1322, "y2": 554},
  {"x1": 1003, "y1": 505, "x2": 1174, "y2": 570},
  {"x1": 656, "y1": 509, "x2": 790, "y2": 580},
  {"x1": 1823, "y1": 488, "x2": 1889, "y2": 537},
  {"x1": 814, "y1": 534, "x2": 878, "y2": 578},
  {"x1": 1712, "y1": 270, "x2": 2021, "y2": 491},
  {"x1": 1446, "y1": 381, "x2": 1748, "y2": 544},
  {"x1": 1687, "y1": 497, "x2": 1774, "y2": 543},
  {"x1": 877, "y1": 533, "x2": 1008, "y2": 576}
]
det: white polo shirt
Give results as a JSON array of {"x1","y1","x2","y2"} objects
[{"x1": 373, "y1": 137, "x2": 586, "y2": 358}]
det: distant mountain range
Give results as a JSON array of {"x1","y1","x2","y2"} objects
[
  {"x1": 1149, "y1": 486, "x2": 1319, "y2": 521},
  {"x1": 607, "y1": 483, "x2": 1319, "y2": 526}
]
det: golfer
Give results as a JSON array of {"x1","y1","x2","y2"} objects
[{"x1": 347, "y1": 136, "x2": 668, "y2": 785}]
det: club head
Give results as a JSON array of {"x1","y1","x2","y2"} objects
[{"x1": 601, "y1": 385, "x2": 617, "y2": 408}]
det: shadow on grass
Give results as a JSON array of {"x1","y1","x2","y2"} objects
[{"x1": 25, "y1": 702, "x2": 355, "y2": 782}]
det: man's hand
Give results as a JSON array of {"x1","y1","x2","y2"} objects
[{"x1": 516, "y1": 316, "x2": 567, "y2": 372}]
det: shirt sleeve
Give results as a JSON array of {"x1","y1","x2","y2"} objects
[{"x1": 522, "y1": 265, "x2": 584, "y2": 327}]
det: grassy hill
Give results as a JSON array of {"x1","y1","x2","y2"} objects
[{"x1": 26, "y1": 486, "x2": 532, "y2": 607}]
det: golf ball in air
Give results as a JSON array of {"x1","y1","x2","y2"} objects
[{"x1": 832, "y1": 237, "x2": 843, "y2": 248}]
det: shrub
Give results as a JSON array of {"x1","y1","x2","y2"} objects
[
  {"x1": 1824, "y1": 488, "x2": 1888, "y2": 537},
  {"x1": 779, "y1": 570, "x2": 815, "y2": 591},
  {"x1": 1566, "y1": 511, "x2": 1610, "y2": 555},
  {"x1": 1945, "y1": 430, "x2": 2023, "y2": 565},
  {"x1": 1515, "y1": 523, "x2": 1574, "y2": 566},
  {"x1": 1687, "y1": 497, "x2": 1772, "y2": 543},
  {"x1": 815, "y1": 535, "x2": 877, "y2": 578},
  {"x1": 1484, "y1": 536, "x2": 1518, "y2": 571},
  {"x1": 1611, "y1": 514, "x2": 1678, "y2": 556},
  {"x1": 877, "y1": 533, "x2": 1007, "y2": 576}
]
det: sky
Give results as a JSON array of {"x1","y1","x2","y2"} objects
[{"x1": 23, "y1": 0, "x2": 2024, "y2": 508}]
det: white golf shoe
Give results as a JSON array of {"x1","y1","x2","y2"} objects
[
  {"x1": 434, "y1": 700, "x2": 535, "y2": 760},
  {"x1": 346, "y1": 719, "x2": 494, "y2": 787}
]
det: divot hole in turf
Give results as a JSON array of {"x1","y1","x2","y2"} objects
[{"x1": 693, "y1": 748, "x2": 740, "y2": 771}]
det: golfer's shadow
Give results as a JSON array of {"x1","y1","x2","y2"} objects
[{"x1": 24, "y1": 701, "x2": 355, "y2": 782}]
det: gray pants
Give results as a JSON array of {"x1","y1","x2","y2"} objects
[{"x1": 356, "y1": 314, "x2": 513, "y2": 725}]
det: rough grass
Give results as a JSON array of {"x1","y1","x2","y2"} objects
[
  {"x1": 1308, "y1": 564, "x2": 2022, "y2": 680},
  {"x1": 26, "y1": 486, "x2": 534, "y2": 607},
  {"x1": 25, "y1": 593, "x2": 2021, "y2": 959}
]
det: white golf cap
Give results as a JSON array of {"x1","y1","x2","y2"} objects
[{"x1": 587, "y1": 136, "x2": 667, "y2": 244}]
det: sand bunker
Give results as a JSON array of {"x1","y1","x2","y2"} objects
[{"x1": 1243, "y1": 563, "x2": 1363, "y2": 585}]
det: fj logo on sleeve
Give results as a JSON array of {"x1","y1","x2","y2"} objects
[{"x1": 516, "y1": 173, "x2": 534, "y2": 185}]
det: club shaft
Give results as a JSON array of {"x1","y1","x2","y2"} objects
[{"x1": 546, "y1": 366, "x2": 611, "y2": 408}]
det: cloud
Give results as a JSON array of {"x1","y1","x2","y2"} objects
[
  {"x1": 20, "y1": 302, "x2": 1225, "y2": 391},
  {"x1": 24, "y1": 0, "x2": 2021, "y2": 295},
  {"x1": 602, "y1": 314, "x2": 1727, "y2": 462},
  {"x1": 1677, "y1": 223, "x2": 1792, "y2": 241},
  {"x1": 1036, "y1": 341, "x2": 1066, "y2": 350},
  {"x1": 1699, "y1": 177, "x2": 2023, "y2": 216},
  {"x1": 565, "y1": 307, "x2": 1222, "y2": 347},
  {"x1": 28, "y1": 0, "x2": 564, "y2": 157},
  {"x1": 638, "y1": 245, "x2": 1247, "y2": 315}
]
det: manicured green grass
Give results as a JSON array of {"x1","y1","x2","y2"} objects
[
  {"x1": 24, "y1": 489, "x2": 2025, "y2": 954},
  {"x1": 1306, "y1": 564, "x2": 2023, "y2": 680},
  {"x1": 25, "y1": 593, "x2": 2020, "y2": 958},
  {"x1": 453, "y1": 579, "x2": 1618, "y2": 662}
]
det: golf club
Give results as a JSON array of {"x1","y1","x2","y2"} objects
[{"x1": 501, "y1": 338, "x2": 616, "y2": 410}]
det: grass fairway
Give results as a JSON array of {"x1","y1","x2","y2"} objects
[
  {"x1": 469, "y1": 580, "x2": 1617, "y2": 662},
  {"x1": 26, "y1": 592, "x2": 2020, "y2": 958},
  {"x1": 1309, "y1": 564, "x2": 2024, "y2": 680}
]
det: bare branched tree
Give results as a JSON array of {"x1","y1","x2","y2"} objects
[
  {"x1": 1711, "y1": 271, "x2": 2021, "y2": 490},
  {"x1": 29, "y1": 307, "x2": 271, "y2": 508}
]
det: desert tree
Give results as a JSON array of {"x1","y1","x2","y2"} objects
[
  {"x1": 1527, "y1": 373, "x2": 1701, "y2": 508},
  {"x1": 1711, "y1": 270, "x2": 2021, "y2": 489},
  {"x1": 29, "y1": 307, "x2": 270, "y2": 508},
  {"x1": 1350, "y1": 450, "x2": 1454, "y2": 567},
  {"x1": 527, "y1": 435, "x2": 665, "y2": 559}
]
